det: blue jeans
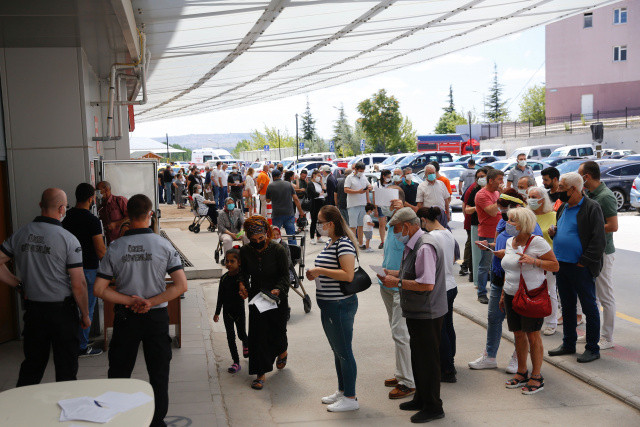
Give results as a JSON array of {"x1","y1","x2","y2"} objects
[
  {"x1": 557, "y1": 262, "x2": 600, "y2": 353},
  {"x1": 158, "y1": 184, "x2": 165, "y2": 203},
  {"x1": 79, "y1": 269, "x2": 97, "y2": 350},
  {"x1": 218, "y1": 186, "x2": 228, "y2": 205},
  {"x1": 317, "y1": 295, "x2": 358, "y2": 397},
  {"x1": 164, "y1": 182, "x2": 173, "y2": 204},
  {"x1": 272, "y1": 215, "x2": 296, "y2": 245},
  {"x1": 476, "y1": 236, "x2": 494, "y2": 297},
  {"x1": 440, "y1": 287, "x2": 458, "y2": 374},
  {"x1": 486, "y1": 279, "x2": 505, "y2": 358}
]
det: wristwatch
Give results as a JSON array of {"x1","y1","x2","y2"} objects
[{"x1": 397, "y1": 279, "x2": 402, "y2": 288}]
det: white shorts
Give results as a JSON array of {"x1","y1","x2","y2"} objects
[{"x1": 347, "y1": 205, "x2": 366, "y2": 228}]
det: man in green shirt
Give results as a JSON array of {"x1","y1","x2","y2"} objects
[{"x1": 579, "y1": 161, "x2": 618, "y2": 350}]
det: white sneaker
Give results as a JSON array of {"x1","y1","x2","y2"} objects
[
  {"x1": 599, "y1": 338, "x2": 615, "y2": 350},
  {"x1": 543, "y1": 326, "x2": 557, "y2": 336},
  {"x1": 321, "y1": 390, "x2": 344, "y2": 404},
  {"x1": 468, "y1": 351, "x2": 497, "y2": 370},
  {"x1": 317, "y1": 237, "x2": 325, "y2": 244},
  {"x1": 506, "y1": 350, "x2": 518, "y2": 374},
  {"x1": 327, "y1": 396, "x2": 359, "y2": 412},
  {"x1": 364, "y1": 248, "x2": 374, "y2": 253},
  {"x1": 577, "y1": 334, "x2": 586, "y2": 343},
  {"x1": 310, "y1": 238, "x2": 316, "y2": 245}
]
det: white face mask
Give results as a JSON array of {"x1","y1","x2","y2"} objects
[
  {"x1": 518, "y1": 160, "x2": 527, "y2": 167},
  {"x1": 314, "y1": 177, "x2": 321, "y2": 183},
  {"x1": 383, "y1": 177, "x2": 391, "y2": 183},
  {"x1": 317, "y1": 223, "x2": 330, "y2": 236},
  {"x1": 527, "y1": 198, "x2": 542, "y2": 210},
  {"x1": 275, "y1": 238, "x2": 282, "y2": 243},
  {"x1": 195, "y1": 189, "x2": 201, "y2": 194},
  {"x1": 517, "y1": 188, "x2": 527, "y2": 196},
  {"x1": 356, "y1": 172, "x2": 364, "y2": 178},
  {"x1": 392, "y1": 175, "x2": 402, "y2": 183},
  {"x1": 477, "y1": 177, "x2": 487, "y2": 187}
]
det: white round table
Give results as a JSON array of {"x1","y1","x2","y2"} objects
[{"x1": 0, "y1": 378, "x2": 154, "y2": 426}]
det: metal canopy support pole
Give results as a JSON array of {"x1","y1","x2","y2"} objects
[
  {"x1": 166, "y1": 133, "x2": 170, "y2": 160},
  {"x1": 295, "y1": 114, "x2": 299, "y2": 163}
]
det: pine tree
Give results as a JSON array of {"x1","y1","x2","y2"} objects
[
  {"x1": 484, "y1": 63, "x2": 510, "y2": 122},
  {"x1": 332, "y1": 104, "x2": 353, "y2": 156},
  {"x1": 444, "y1": 85, "x2": 455, "y2": 114},
  {"x1": 301, "y1": 98, "x2": 316, "y2": 141}
]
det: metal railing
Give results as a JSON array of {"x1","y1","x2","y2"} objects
[{"x1": 479, "y1": 106, "x2": 640, "y2": 140}]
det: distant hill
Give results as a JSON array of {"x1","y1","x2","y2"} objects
[{"x1": 150, "y1": 133, "x2": 251, "y2": 151}]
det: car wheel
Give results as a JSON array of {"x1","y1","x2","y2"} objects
[{"x1": 611, "y1": 188, "x2": 625, "y2": 211}]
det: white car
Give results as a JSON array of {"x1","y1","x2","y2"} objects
[
  {"x1": 630, "y1": 174, "x2": 640, "y2": 213},
  {"x1": 292, "y1": 161, "x2": 336, "y2": 173},
  {"x1": 439, "y1": 167, "x2": 467, "y2": 209}
]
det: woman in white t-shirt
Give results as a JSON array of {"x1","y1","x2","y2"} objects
[
  {"x1": 245, "y1": 167, "x2": 257, "y2": 217},
  {"x1": 495, "y1": 207, "x2": 558, "y2": 396},
  {"x1": 307, "y1": 170, "x2": 326, "y2": 244},
  {"x1": 372, "y1": 170, "x2": 392, "y2": 248}
]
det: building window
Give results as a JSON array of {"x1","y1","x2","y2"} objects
[
  {"x1": 614, "y1": 8, "x2": 627, "y2": 24},
  {"x1": 584, "y1": 12, "x2": 593, "y2": 28},
  {"x1": 614, "y1": 46, "x2": 627, "y2": 62}
]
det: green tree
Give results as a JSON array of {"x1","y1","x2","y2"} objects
[
  {"x1": 518, "y1": 84, "x2": 546, "y2": 126},
  {"x1": 305, "y1": 134, "x2": 328, "y2": 153},
  {"x1": 170, "y1": 143, "x2": 191, "y2": 162},
  {"x1": 397, "y1": 116, "x2": 417, "y2": 153},
  {"x1": 301, "y1": 98, "x2": 316, "y2": 141},
  {"x1": 232, "y1": 139, "x2": 252, "y2": 157},
  {"x1": 332, "y1": 104, "x2": 353, "y2": 157},
  {"x1": 356, "y1": 89, "x2": 402, "y2": 153},
  {"x1": 484, "y1": 63, "x2": 510, "y2": 122},
  {"x1": 434, "y1": 111, "x2": 468, "y2": 134},
  {"x1": 444, "y1": 85, "x2": 455, "y2": 114}
]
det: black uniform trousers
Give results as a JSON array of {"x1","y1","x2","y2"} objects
[
  {"x1": 406, "y1": 316, "x2": 444, "y2": 415},
  {"x1": 108, "y1": 306, "x2": 172, "y2": 427},
  {"x1": 17, "y1": 299, "x2": 79, "y2": 387},
  {"x1": 462, "y1": 229, "x2": 472, "y2": 270},
  {"x1": 223, "y1": 309, "x2": 247, "y2": 364}
]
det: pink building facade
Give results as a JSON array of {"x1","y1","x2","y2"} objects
[{"x1": 546, "y1": 0, "x2": 640, "y2": 119}]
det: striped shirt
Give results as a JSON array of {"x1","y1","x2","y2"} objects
[{"x1": 314, "y1": 236, "x2": 356, "y2": 301}]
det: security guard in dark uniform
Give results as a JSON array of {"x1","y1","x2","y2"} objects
[
  {"x1": 94, "y1": 194, "x2": 187, "y2": 427},
  {"x1": 0, "y1": 188, "x2": 90, "y2": 386}
]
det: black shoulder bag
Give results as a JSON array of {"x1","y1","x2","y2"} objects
[{"x1": 333, "y1": 240, "x2": 372, "y2": 295}]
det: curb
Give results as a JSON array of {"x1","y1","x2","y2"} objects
[{"x1": 453, "y1": 305, "x2": 640, "y2": 412}]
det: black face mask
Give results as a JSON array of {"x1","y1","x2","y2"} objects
[
  {"x1": 250, "y1": 240, "x2": 267, "y2": 250},
  {"x1": 501, "y1": 212, "x2": 509, "y2": 221},
  {"x1": 557, "y1": 191, "x2": 570, "y2": 203}
]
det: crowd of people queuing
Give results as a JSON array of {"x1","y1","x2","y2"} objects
[{"x1": 0, "y1": 155, "x2": 618, "y2": 425}]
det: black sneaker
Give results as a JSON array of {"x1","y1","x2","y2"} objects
[
  {"x1": 477, "y1": 295, "x2": 489, "y2": 304},
  {"x1": 410, "y1": 410, "x2": 445, "y2": 423},
  {"x1": 399, "y1": 400, "x2": 422, "y2": 411},
  {"x1": 577, "y1": 349, "x2": 600, "y2": 363},
  {"x1": 459, "y1": 266, "x2": 468, "y2": 276},
  {"x1": 79, "y1": 346, "x2": 103, "y2": 357},
  {"x1": 548, "y1": 345, "x2": 576, "y2": 356},
  {"x1": 441, "y1": 372, "x2": 457, "y2": 383}
]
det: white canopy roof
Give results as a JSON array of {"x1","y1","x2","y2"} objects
[
  {"x1": 129, "y1": 136, "x2": 185, "y2": 154},
  {"x1": 132, "y1": 0, "x2": 615, "y2": 122}
]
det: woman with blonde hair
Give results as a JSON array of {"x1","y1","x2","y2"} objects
[
  {"x1": 238, "y1": 215, "x2": 290, "y2": 390},
  {"x1": 306, "y1": 205, "x2": 360, "y2": 412},
  {"x1": 244, "y1": 167, "x2": 257, "y2": 217},
  {"x1": 495, "y1": 207, "x2": 559, "y2": 395}
]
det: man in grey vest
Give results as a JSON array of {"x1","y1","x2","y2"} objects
[
  {"x1": 378, "y1": 207, "x2": 447, "y2": 424},
  {"x1": 0, "y1": 188, "x2": 90, "y2": 386}
]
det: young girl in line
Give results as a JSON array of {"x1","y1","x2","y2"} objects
[{"x1": 213, "y1": 249, "x2": 248, "y2": 373}]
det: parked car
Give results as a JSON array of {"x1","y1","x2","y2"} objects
[
  {"x1": 545, "y1": 156, "x2": 584, "y2": 168},
  {"x1": 548, "y1": 144, "x2": 596, "y2": 159},
  {"x1": 510, "y1": 144, "x2": 563, "y2": 160},
  {"x1": 291, "y1": 161, "x2": 336, "y2": 173},
  {"x1": 441, "y1": 155, "x2": 498, "y2": 168},
  {"x1": 623, "y1": 154, "x2": 640, "y2": 161},
  {"x1": 630, "y1": 174, "x2": 640, "y2": 213},
  {"x1": 380, "y1": 153, "x2": 411, "y2": 170},
  {"x1": 603, "y1": 149, "x2": 636, "y2": 159},
  {"x1": 598, "y1": 160, "x2": 640, "y2": 211},
  {"x1": 349, "y1": 153, "x2": 390, "y2": 172},
  {"x1": 476, "y1": 149, "x2": 507, "y2": 159},
  {"x1": 396, "y1": 151, "x2": 454, "y2": 174}
]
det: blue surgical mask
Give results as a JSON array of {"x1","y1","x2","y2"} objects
[
  {"x1": 394, "y1": 227, "x2": 410, "y2": 244},
  {"x1": 427, "y1": 173, "x2": 436, "y2": 182},
  {"x1": 505, "y1": 222, "x2": 519, "y2": 237},
  {"x1": 227, "y1": 203, "x2": 235, "y2": 211}
]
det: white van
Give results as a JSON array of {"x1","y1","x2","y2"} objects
[
  {"x1": 192, "y1": 148, "x2": 234, "y2": 164},
  {"x1": 300, "y1": 152, "x2": 336, "y2": 162},
  {"x1": 548, "y1": 144, "x2": 596, "y2": 159},
  {"x1": 476, "y1": 149, "x2": 507, "y2": 159},
  {"x1": 510, "y1": 144, "x2": 563, "y2": 160}
]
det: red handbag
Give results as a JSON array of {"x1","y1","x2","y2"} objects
[{"x1": 512, "y1": 235, "x2": 552, "y2": 318}]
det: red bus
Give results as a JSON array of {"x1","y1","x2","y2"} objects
[{"x1": 417, "y1": 134, "x2": 479, "y2": 156}]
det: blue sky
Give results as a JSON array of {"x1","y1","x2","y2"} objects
[{"x1": 133, "y1": 26, "x2": 546, "y2": 140}]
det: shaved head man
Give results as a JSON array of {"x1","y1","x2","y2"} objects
[{"x1": 40, "y1": 188, "x2": 68, "y2": 218}]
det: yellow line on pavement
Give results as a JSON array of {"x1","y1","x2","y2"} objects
[{"x1": 617, "y1": 311, "x2": 640, "y2": 326}]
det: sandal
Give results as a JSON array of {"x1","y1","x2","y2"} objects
[
  {"x1": 251, "y1": 379, "x2": 264, "y2": 390},
  {"x1": 228, "y1": 363, "x2": 241, "y2": 374},
  {"x1": 505, "y1": 371, "x2": 528, "y2": 389},
  {"x1": 243, "y1": 345, "x2": 249, "y2": 359},
  {"x1": 522, "y1": 375, "x2": 544, "y2": 395},
  {"x1": 276, "y1": 353, "x2": 288, "y2": 370}
]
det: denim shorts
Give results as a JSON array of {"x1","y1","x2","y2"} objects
[{"x1": 347, "y1": 205, "x2": 366, "y2": 228}]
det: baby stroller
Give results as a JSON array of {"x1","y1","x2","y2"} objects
[
  {"x1": 187, "y1": 196, "x2": 217, "y2": 234},
  {"x1": 283, "y1": 233, "x2": 312, "y2": 314}
]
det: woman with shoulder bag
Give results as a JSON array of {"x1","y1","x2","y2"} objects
[
  {"x1": 493, "y1": 207, "x2": 558, "y2": 395},
  {"x1": 308, "y1": 170, "x2": 326, "y2": 244},
  {"x1": 305, "y1": 205, "x2": 360, "y2": 412}
]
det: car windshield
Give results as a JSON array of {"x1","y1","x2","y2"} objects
[
  {"x1": 380, "y1": 155, "x2": 399, "y2": 165},
  {"x1": 397, "y1": 153, "x2": 418, "y2": 167},
  {"x1": 557, "y1": 160, "x2": 583, "y2": 174},
  {"x1": 250, "y1": 162, "x2": 261, "y2": 169},
  {"x1": 281, "y1": 160, "x2": 294, "y2": 169},
  {"x1": 441, "y1": 169, "x2": 464, "y2": 180},
  {"x1": 548, "y1": 150, "x2": 564, "y2": 158},
  {"x1": 488, "y1": 161, "x2": 511, "y2": 171}
]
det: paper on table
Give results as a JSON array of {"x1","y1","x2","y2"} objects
[
  {"x1": 249, "y1": 293, "x2": 278, "y2": 313},
  {"x1": 95, "y1": 391, "x2": 153, "y2": 413},
  {"x1": 373, "y1": 187, "x2": 399, "y2": 208},
  {"x1": 369, "y1": 265, "x2": 387, "y2": 277},
  {"x1": 58, "y1": 397, "x2": 117, "y2": 423}
]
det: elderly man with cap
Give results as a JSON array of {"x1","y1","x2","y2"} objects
[
  {"x1": 377, "y1": 207, "x2": 447, "y2": 423},
  {"x1": 97, "y1": 181, "x2": 129, "y2": 244},
  {"x1": 320, "y1": 165, "x2": 338, "y2": 206},
  {"x1": 0, "y1": 188, "x2": 91, "y2": 386},
  {"x1": 94, "y1": 194, "x2": 188, "y2": 427}
]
